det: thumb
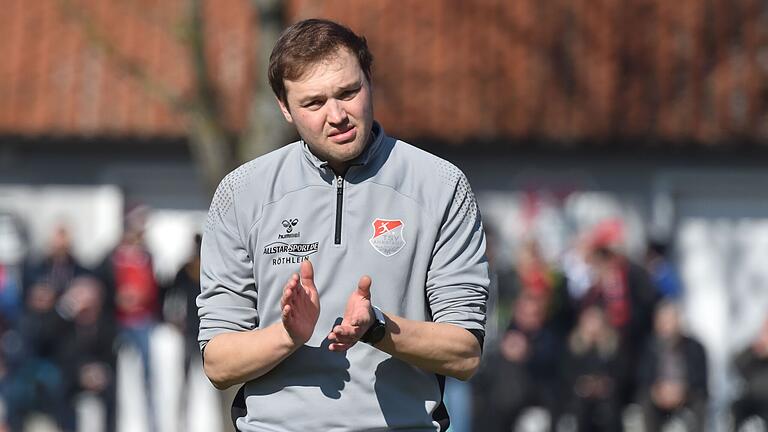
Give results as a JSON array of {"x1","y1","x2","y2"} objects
[
  {"x1": 300, "y1": 260, "x2": 316, "y2": 290},
  {"x1": 356, "y1": 275, "x2": 372, "y2": 300}
]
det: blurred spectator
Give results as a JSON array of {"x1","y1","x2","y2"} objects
[
  {"x1": 473, "y1": 291, "x2": 563, "y2": 432},
  {"x1": 163, "y1": 233, "x2": 201, "y2": 374},
  {"x1": 731, "y1": 316, "x2": 768, "y2": 429},
  {"x1": 58, "y1": 276, "x2": 117, "y2": 432},
  {"x1": 0, "y1": 264, "x2": 21, "y2": 336},
  {"x1": 637, "y1": 301, "x2": 708, "y2": 431},
  {"x1": 564, "y1": 306, "x2": 625, "y2": 431},
  {"x1": 24, "y1": 224, "x2": 88, "y2": 300},
  {"x1": 505, "y1": 238, "x2": 574, "y2": 338},
  {"x1": 562, "y1": 234, "x2": 595, "y2": 302},
  {"x1": 585, "y1": 244, "x2": 657, "y2": 343},
  {"x1": 582, "y1": 232, "x2": 658, "y2": 407},
  {"x1": 516, "y1": 239, "x2": 556, "y2": 298},
  {"x1": 98, "y1": 205, "x2": 159, "y2": 432},
  {"x1": 0, "y1": 213, "x2": 27, "y2": 344},
  {"x1": 6, "y1": 279, "x2": 72, "y2": 431},
  {"x1": 644, "y1": 240, "x2": 683, "y2": 300}
]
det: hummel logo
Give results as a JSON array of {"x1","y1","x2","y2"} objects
[{"x1": 282, "y1": 218, "x2": 299, "y2": 233}]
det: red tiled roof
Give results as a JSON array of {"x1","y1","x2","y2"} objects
[
  {"x1": 1, "y1": 0, "x2": 767, "y2": 146},
  {"x1": 309, "y1": 0, "x2": 768, "y2": 146},
  {"x1": 0, "y1": 0, "x2": 254, "y2": 137}
]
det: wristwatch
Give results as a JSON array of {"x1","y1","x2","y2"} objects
[{"x1": 360, "y1": 305, "x2": 387, "y2": 345}]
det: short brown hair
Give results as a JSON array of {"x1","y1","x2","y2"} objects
[{"x1": 268, "y1": 19, "x2": 374, "y2": 105}]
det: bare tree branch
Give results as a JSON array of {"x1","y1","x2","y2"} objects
[
  {"x1": 240, "y1": 0, "x2": 294, "y2": 162},
  {"x1": 184, "y1": 0, "x2": 237, "y2": 195},
  {"x1": 57, "y1": 0, "x2": 189, "y2": 113},
  {"x1": 59, "y1": 0, "x2": 247, "y2": 195}
]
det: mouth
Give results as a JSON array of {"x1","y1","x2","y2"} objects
[{"x1": 328, "y1": 126, "x2": 357, "y2": 143}]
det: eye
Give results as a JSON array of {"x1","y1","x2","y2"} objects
[
  {"x1": 339, "y1": 88, "x2": 359, "y2": 100},
  {"x1": 302, "y1": 100, "x2": 323, "y2": 109}
]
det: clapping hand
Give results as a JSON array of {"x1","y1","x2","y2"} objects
[
  {"x1": 280, "y1": 260, "x2": 320, "y2": 345},
  {"x1": 327, "y1": 275, "x2": 374, "y2": 351}
]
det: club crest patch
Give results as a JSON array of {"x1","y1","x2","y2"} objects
[{"x1": 369, "y1": 218, "x2": 406, "y2": 257}]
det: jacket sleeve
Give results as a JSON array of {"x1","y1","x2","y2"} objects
[
  {"x1": 197, "y1": 177, "x2": 259, "y2": 350},
  {"x1": 425, "y1": 168, "x2": 489, "y2": 336}
]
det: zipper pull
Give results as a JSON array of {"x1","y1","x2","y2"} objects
[{"x1": 337, "y1": 175, "x2": 343, "y2": 191}]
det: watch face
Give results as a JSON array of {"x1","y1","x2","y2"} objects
[
  {"x1": 363, "y1": 306, "x2": 386, "y2": 344},
  {"x1": 368, "y1": 323, "x2": 386, "y2": 344}
]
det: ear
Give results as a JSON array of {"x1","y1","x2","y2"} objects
[{"x1": 276, "y1": 97, "x2": 294, "y2": 123}]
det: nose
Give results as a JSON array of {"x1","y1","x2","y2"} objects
[{"x1": 326, "y1": 99, "x2": 348, "y2": 125}]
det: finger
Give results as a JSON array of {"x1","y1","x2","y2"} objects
[
  {"x1": 280, "y1": 287, "x2": 291, "y2": 308},
  {"x1": 327, "y1": 332, "x2": 355, "y2": 344},
  {"x1": 289, "y1": 276, "x2": 303, "y2": 301},
  {"x1": 286, "y1": 287, "x2": 295, "y2": 304},
  {"x1": 356, "y1": 275, "x2": 372, "y2": 300},
  {"x1": 332, "y1": 335, "x2": 357, "y2": 345},
  {"x1": 289, "y1": 274, "x2": 299, "y2": 292},
  {"x1": 282, "y1": 304, "x2": 291, "y2": 321},
  {"x1": 332, "y1": 326, "x2": 361, "y2": 344},
  {"x1": 281, "y1": 275, "x2": 298, "y2": 306},
  {"x1": 329, "y1": 342, "x2": 353, "y2": 352},
  {"x1": 291, "y1": 284, "x2": 304, "y2": 302},
  {"x1": 299, "y1": 260, "x2": 314, "y2": 288},
  {"x1": 292, "y1": 273, "x2": 304, "y2": 298},
  {"x1": 300, "y1": 260, "x2": 319, "y2": 299},
  {"x1": 333, "y1": 325, "x2": 358, "y2": 338}
]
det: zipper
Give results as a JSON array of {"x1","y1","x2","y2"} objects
[{"x1": 334, "y1": 175, "x2": 344, "y2": 244}]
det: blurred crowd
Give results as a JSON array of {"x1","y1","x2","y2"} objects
[
  {"x1": 1, "y1": 207, "x2": 768, "y2": 432},
  {"x1": 0, "y1": 206, "x2": 202, "y2": 432},
  {"x1": 471, "y1": 221, "x2": 768, "y2": 431}
]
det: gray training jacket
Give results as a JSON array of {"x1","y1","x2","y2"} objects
[{"x1": 198, "y1": 122, "x2": 489, "y2": 432}]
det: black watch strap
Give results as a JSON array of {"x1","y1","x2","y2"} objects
[{"x1": 361, "y1": 305, "x2": 386, "y2": 344}]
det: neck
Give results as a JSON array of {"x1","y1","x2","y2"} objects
[{"x1": 329, "y1": 161, "x2": 350, "y2": 176}]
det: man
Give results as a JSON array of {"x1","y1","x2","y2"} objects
[
  {"x1": 564, "y1": 306, "x2": 625, "y2": 432},
  {"x1": 637, "y1": 301, "x2": 708, "y2": 431},
  {"x1": 731, "y1": 316, "x2": 768, "y2": 429},
  {"x1": 198, "y1": 19, "x2": 489, "y2": 432},
  {"x1": 58, "y1": 276, "x2": 117, "y2": 432},
  {"x1": 24, "y1": 224, "x2": 88, "y2": 299},
  {"x1": 474, "y1": 292, "x2": 562, "y2": 432}
]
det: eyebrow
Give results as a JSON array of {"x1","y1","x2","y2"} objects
[{"x1": 297, "y1": 80, "x2": 362, "y2": 105}]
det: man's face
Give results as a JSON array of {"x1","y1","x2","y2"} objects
[
  {"x1": 655, "y1": 303, "x2": 681, "y2": 340},
  {"x1": 277, "y1": 48, "x2": 373, "y2": 173}
]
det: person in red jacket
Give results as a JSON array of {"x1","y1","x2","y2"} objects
[{"x1": 98, "y1": 205, "x2": 159, "y2": 432}]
